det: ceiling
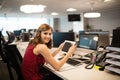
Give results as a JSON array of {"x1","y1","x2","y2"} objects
[{"x1": 0, "y1": 0, "x2": 120, "y2": 17}]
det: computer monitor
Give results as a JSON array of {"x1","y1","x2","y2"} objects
[
  {"x1": 78, "y1": 34, "x2": 99, "y2": 50},
  {"x1": 68, "y1": 14, "x2": 81, "y2": 22},
  {"x1": 52, "y1": 32, "x2": 75, "y2": 47},
  {"x1": 21, "y1": 29, "x2": 26, "y2": 33},
  {"x1": 13, "y1": 30, "x2": 21, "y2": 37},
  {"x1": 79, "y1": 31, "x2": 110, "y2": 48}
]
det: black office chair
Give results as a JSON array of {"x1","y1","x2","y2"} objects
[{"x1": 0, "y1": 31, "x2": 23, "y2": 80}]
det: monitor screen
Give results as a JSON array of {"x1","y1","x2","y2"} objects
[
  {"x1": 52, "y1": 32, "x2": 75, "y2": 47},
  {"x1": 13, "y1": 30, "x2": 21, "y2": 37},
  {"x1": 83, "y1": 31, "x2": 110, "y2": 48},
  {"x1": 78, "y1": 34, "x2": 98, "y2": 50},
  {"x1": 21, "y1": 29, "x2": 26, "y2": 33},
  {"x1": 68, "y1": 14, "x2": 81, "y2": 22}
]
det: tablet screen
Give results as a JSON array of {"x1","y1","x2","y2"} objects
[
  {"x1": 62, "y1": 42, "x2": 72, "y2": 52},
  {"x1": 62, "y1": 40, "x2": 76, "y2": 52}
]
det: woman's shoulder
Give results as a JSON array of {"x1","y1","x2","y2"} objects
[
  {"x1": 36, "y1": 44, "x2": 48, "y2": 50},
  {"x1": 34, "y1": 44, "x2": 49, "y2": 55},
  {"x1": 37, "y1": 44, "x2": 47, "y2": 47}
]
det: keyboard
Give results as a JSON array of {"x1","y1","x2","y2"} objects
[
  {"x1": 58, "y1": 57, "x2": 81, "y2": 66},
  {"x1": 67, "y1": 58, "x2": 81, "y2": 66}
]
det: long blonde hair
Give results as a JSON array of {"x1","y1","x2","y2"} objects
[{"x1": 29, "y1": 24, "x2": 53, "y2": 49}]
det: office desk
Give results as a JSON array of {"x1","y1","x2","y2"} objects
[
  {"x1": 17, "y1": 42, "x2": 120, "y2": 80},
  {"x1": 45, "y1": 63, "x2": 120, "y2": 80}
]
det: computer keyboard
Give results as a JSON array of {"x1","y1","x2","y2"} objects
[
  {"x1": 66, "y1": 58, "x2": 81, "y2": 66},
  {"x1": 58, "y1": 57, "x2": 81, "y2": 66}
]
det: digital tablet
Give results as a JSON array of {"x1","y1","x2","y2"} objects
[{"x1": 62, "y1": 40, "x2": 76, "y2": 52}]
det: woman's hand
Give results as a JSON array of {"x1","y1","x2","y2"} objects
[
  {"x1": 68, "y1": 43, "x2": 77, "y2": 55},
  {"x1": 58, "y1": 42, "x2": 64, "y2": 50}
]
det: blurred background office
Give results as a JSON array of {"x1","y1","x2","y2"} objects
[
  {"x1": 0, "y1": 0, "x2": 120, "y2": 80},
  {"x1": 0, "y1": 0, "x2": 120, "y2": 36}
]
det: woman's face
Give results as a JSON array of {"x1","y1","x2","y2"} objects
[{"x1": 41, "y1": 29, "x2": 52, "y2": 44}]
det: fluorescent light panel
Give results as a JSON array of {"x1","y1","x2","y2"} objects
[
  {"x1": 67, "y1": 8, "x2": 77, "y2": 12},
  {"x1": 51, "y1": 12, "x2": 59, "y2": 15},
  {"x1": 20, "y1": 5, "x2": 46, "y2": 13},
  {"x1": 84, "y1": 12, "x2": 101, "y2": 18}
]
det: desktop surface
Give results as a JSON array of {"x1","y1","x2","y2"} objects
[
  {"x1": 17, "y1": 42, "x2": 120, "y2": 80},
  {"x1": 45, "y1": 62, "x2": 120, "y2": 80}
]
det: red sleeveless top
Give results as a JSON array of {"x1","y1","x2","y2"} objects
[{"x1": 21, "y1": 44, "x2": 45, "y2": 80}]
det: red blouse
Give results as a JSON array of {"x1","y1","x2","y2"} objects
[{"x1": 21, "y1": 44, "x2": 45, "y2": 80}]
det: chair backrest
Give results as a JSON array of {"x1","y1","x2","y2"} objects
[
  {"x1": 0, "y1": 31, "x2": 23, "y2": 80},
  {"x1": 5, "y1": 44, "x2": 23, "y2": 80},
  {"x1": 0, "y1": 31, "x2": 7, "y2": 62},
  {"x1": 6, "y1": 31, "x2": 15, "y2": 45}
]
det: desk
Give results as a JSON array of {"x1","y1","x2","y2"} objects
[{"x1": 17, "y1": 42, "x2": 120, "y2": 80}]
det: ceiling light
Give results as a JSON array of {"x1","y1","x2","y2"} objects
[
  {"x1": 104, "y1": 0, "x2": 111, "y2": 2},
  {"x1": 84, "y1": 12, "x2": 101, "y2": 18},
  {"x1": 51, "y1": 12, "x2": 59, "y2": 15},
  {"x1": 84, "y1": 1, "x2": 101, "y2": 18},
  {"x1": 20, "y1": 5, "x2": 46, "y2": 13},
  {"x1": 66, "y1": 8, "x2": 77, "y2": 12}
]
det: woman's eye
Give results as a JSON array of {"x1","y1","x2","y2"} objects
[
  {"x1": 49, "y1": 33, "x2": 51, "y2": 35},
  {"x1": 44, "y1": 33, "x2": 47, "y2": 35}
]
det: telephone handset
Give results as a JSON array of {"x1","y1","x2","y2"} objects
[
  {"x1": 95, "y1": 51, "x2": 107, "y2": 66},
  {"x1": 85, "y1": 51, "x2": 108, "y2": 69}
]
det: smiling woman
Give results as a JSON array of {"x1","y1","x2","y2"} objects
[{"x1": 21, "y1": 23, "x2": 76, "y2": 80}]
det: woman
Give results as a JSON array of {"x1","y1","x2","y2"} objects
[{"x1": 21, "y1": 24, "x2": 76, "y2": 80}]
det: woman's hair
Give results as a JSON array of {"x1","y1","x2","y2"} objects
[{"x1": 29, "y1": 24, "x2": 53, "y2": 49}]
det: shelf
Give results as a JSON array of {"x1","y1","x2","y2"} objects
[
  {"x1": 106, "y1": 52, "x2": 120, "y2": 59},
  {"x1": 105, "y1": 59, "x2": 120, "y2": 67},
  {"x1": 105, "y1": 65, "x2": 120, "y2": 74},
  {"x1": 104, "y1": 47, "x2": 120, "y2": 75},
  {"x1": 106, "y1": 46, "x2": 120, "y2": 52}
]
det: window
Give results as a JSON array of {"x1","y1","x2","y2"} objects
[{"x1": 0, "y1": 17, "x2": 49, "y2": 35}]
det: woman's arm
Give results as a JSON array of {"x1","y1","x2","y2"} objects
[{"x1": 34, "y1": 44, "x2": 76, "y2": 71}]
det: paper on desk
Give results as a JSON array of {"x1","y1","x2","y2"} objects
[
  {"x1": 59, "y1": 64, "x2": 77, "y2": 72},
  {"x1": 45, "y1": 64, "x2": 76, "y2": 72}
]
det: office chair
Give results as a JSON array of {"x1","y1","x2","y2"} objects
[
  {"x1": 0, "y1": 31, "x2": 7, "y2": 62},
  {"x1": 0, "y1": 31, "x2": 23, "y2": 80}
]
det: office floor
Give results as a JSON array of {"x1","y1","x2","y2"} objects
[
  {"x1": 0, "y1": 60, "x2": 10, "y2": 80},
  {"x1": 0, "y1": 57, "x2": 17, "y2": 80}
]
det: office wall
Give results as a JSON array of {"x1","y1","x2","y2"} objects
[
  {"x1": 87, "y1": 8, "x2": 120, "y2": 34},
  {"x1": 59, "y1": 16, "x2": 73, "y2": 32},
  {"x1": 53, "y1": 8, "x2": 120, "y2": 34},
  {"x1": 53, "y1": 14, "x2": 84, "y2": 33}
]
